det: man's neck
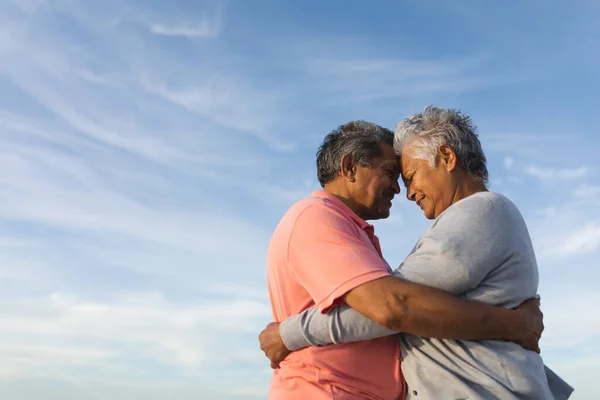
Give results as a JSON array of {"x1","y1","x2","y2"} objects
[{"x1": 323, "y1": 183, "x2": 369, "y2": 220}]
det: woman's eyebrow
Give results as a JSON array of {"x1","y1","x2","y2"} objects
[{"x1": 401, "y1": 166, "x2": 413, "y2": 175}]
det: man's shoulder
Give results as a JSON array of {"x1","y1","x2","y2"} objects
[
  {"x1": 284, "y1": 195, "x2": 348, "y2": 225},
  {"x1": 268, "y1": 197, "x2": 331, "y2": 263},
  {"x1": 292, "y1": 195, "x2": 329, "y2": 211},
  {"x1": 270, "y1": 196, "x2": 347, "y2": 242}
]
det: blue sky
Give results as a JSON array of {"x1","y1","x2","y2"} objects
[{"x1": 0, "y1": 0, "x2": 598, "y2": 399}]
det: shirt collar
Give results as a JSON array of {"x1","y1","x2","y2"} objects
[{"x1": 311, "y1": 190, "x2": 372, "y2": 230}]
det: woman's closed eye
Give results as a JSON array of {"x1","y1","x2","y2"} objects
[{"x1": 402, "y1": 173, "x2": 413, "y2": 185}]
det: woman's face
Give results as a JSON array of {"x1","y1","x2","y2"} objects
[{"x1": 400, "y1": 142, "x2": 458, "y2": 220}]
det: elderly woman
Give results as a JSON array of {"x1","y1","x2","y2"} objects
[{"x1": 261, "y1": 107, "x2": 573, "y2": 399}]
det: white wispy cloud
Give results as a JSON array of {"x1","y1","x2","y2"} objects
[
  {"x1": 1, "y1": 0, "x2": 598, "y2": 398},
  {"x1": 482, "y1": 133, "x2": 569, "y2": 157},
  {"x1": 540, "y1": 288, "x2": 600, "y2": 399},
  {"x1": 75, "y1": 69, "x2": 122, "y2": 87},
  {"x1": 0, "y1": 291, "x2": 270, "y2": 372},
  {"x1": 551, "y1": 222, "x2": 600, "y2": 256},
  {"x1": 146, "y1": 6, "x2": 222, "y2": 38},
  {"x1": 0, "y1": 5, "x2": 280, "y2": 396},
  {"x1": 0, "y1": 290, "x2": 271, "y2": 400},
  {"x1": 574, "y1": 184, "x2": 600, "y2": 198},
  {"x1": 106, "y1": 2, "x2": 223, "y2": 39},
  {"x1": 0, "y1": 136, "x2": 268, "y2": 249},
  {"x1": 0, "y1": 3, "x2": 297, "y2": 155},
  {"x1": 10, "y1": 0, "x2": 46, "y2": 13},
  {"x1": 524, "y1": 165, "x2": 590, "y2": 180},
  {"x1": 0, "y1": 344, "x2": 117, "y2": 379},
  {"x1": 526, "y1": 182, "x2": 600, "y2": 275},
  {"x1": 541, "y1": 288, "x2": 600, "y2": 349},
  {"x1": 149, "y1": 21, "x2": 220, "y2": 38},
  {"x1": 503, "y1": 156, "x2": 514, "y2": 170},
  {"x1": 141, "y1": 77, "x2": 295, "y2": 151},
  {"x1": 543, "y1": 351, "x2": 600, "y2": 400},
  {"x1": 301, "y1": 55, "x2": 504, "y2": 103}
]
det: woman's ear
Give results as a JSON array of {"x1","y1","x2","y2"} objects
[{"x1": 438, "y1": 144, "x2": 457, "y2": 172}]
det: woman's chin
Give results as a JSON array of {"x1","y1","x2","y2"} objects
[{"x1": 421, "y1": 208, "x2": 435, "y2": 220}]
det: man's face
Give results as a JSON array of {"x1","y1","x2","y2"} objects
[
  {"x1": 350, "y1": 143, "x2": 401, "y2": 220},
  {"x1": 400, "y1": 142, "x2": 455, "y2": 220}
]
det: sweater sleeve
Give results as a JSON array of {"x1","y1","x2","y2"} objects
[
  {"x1": 279, "y1": 303, "x2": 397, "y2": 351},
  {"x1": 396, "y1": 196, "x2": 505, "y2": 295}
]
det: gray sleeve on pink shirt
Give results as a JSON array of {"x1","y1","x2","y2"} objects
[
  {"x1": 279, "y1": 303, "x2": 396, "y2": 351},
  {"x1": 280, "y1": 195, "x2": 501, "y2": 350}
]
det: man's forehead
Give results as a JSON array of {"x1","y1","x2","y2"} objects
[{"x1": 375, "y1": 143, "x2": 400, "y2": 167}]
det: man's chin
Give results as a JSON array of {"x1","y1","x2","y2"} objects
[
  {"x1": 375, "y1": 208, "x2": 391, "y2": 220},
  {"x1": 365, "y1": 204, "x2": 391, "y2": 220}
]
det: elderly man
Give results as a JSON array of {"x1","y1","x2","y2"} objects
[
  {"x1": 261, "y1": 108, "x2": 573, "y2": 399},
  {"x1": 263, "y1": 118, "x2": 545, "y2": 400}
]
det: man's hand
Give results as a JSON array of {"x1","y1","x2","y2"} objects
[
  {"x1": 512, "y1": 298, "x2": 544, "y2": 353},
  {"x1": 259, "y1": 322, "x2": 291, "y2": 369}
]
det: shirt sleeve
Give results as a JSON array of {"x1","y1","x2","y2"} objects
[
  {"x1": 279, "y1": 196, "x2": 517, "y2": 349},
  {"x1": 279, "y1": 304, "x2": 397, "y2": 351},
  {"x1": 396, "y1": 196, "x2": 505, "y2": 295},
  {"x1": 288, "y1": 203, "x2": 392, "y2": 313}
]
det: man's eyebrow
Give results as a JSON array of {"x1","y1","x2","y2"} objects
[{"x1": 381, "y1": 162, "x2": 400, "y2": 170}]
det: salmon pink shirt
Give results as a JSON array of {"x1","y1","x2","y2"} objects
[{"x1": 266, "y1": 190, "x2": 404, "y2": 400}]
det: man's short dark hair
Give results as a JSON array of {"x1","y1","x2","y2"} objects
[{"x1": 316, "y1": 120, "x2": 394, "y2": 187}]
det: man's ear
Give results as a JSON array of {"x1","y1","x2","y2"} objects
[
  {"x1": 340, "y1": 153, "x2": 357, "y2": 182},
  {"x1": 438, "y1": 144, "x2": 457, "y2": 172}
]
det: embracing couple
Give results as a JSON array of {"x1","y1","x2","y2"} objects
[{"x1": 259, "y1": 106, "x2": 574, "y2": 399}]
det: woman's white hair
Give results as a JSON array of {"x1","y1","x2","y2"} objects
[{"x1": 394, "y1": 105, "x2": 489, "y2": 184}]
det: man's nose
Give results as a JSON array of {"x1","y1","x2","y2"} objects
[{"x1": 391, "y1": 179, "x2": 401, "y2": 194}]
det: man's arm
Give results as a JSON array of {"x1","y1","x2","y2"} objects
[
  {"x1": 261, "y1": 290, "x2": 540, "y2": 367},
  {"x1": 344, "y1": 275, "x2": 541, "y2": 345},
  {"x1": 280, "y1": 289, "x2": 540, "y2": 352},
  {"x1": 344, "y1": 196, "x2": 538, "y2": 340},
  {"x1": 277, "y1": 278, "x2": 541, "y2": 350},
  {"x1": 275, "y1": 197, "x2": 541, "y2": 352}
]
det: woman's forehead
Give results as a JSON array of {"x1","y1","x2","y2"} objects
[
  {"x1": 400, "y1": 152, "x2": 416, "y2": 167},
  {"x1": 400, "y1": 153, "x2": 429, "y2": 172}
]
